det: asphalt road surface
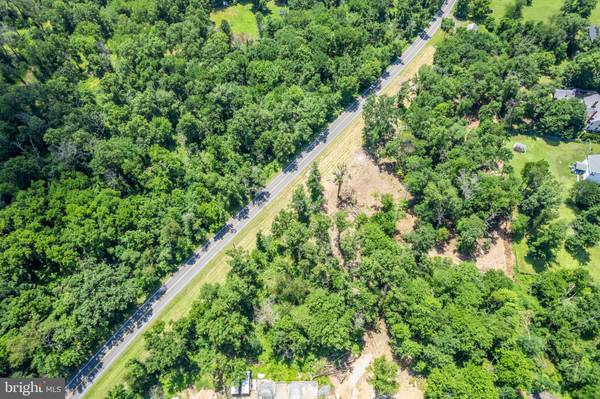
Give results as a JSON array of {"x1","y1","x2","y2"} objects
[{"x1": 66, "y1": 1, "x2": 456, "y2": 397}]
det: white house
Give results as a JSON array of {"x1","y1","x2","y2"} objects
[
  {"x1": 466, "y1": 23, "x2": 478, "y2": 31},
  {"x1": 574, "y1": 154, "x2": 600, "y2": 184},
  {"x1": 554, "y1": 89, "x2": 600, "y2": 133}
]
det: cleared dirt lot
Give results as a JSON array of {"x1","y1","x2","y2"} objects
[
  {"x1": 329, "y1": 320, "x2": 423, "y2": 399},
  {"x1": 428, "y1": 223, "x2": 514, "y2": 278},
  {"x1": 323, "y1": 150, "x2": 409, "y2": 217}
]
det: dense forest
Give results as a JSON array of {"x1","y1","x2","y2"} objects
[{"x1": 0, "y1": 0, "x2": 444, "y2": 380}]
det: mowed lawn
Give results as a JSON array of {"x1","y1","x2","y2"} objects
[
  {"x1": 509, "y1": 134, "x2": 600, "y2": 281},
  {"x1": 491, "y1": 0, "x2": 600, "y2": 23},
  {"x1": 210, "y1": 1, "x2": 284, "y2": 39}
]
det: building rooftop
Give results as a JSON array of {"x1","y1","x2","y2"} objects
[
  {"x1": 583, "y1": 93, "x2": 600, "y2": 123},
  {"x1": 589, "y1": 25, "x2": 599, "y2": 41},
  {"x1": 554, "y1": 88, "x2": 600, "y2": 126},
  {"x1": 257, "y1": 381, "x2": 276, "y2": 399},
  {"x1": 588, "y1": 154, "x2": 600, "y2": 173},
  {"x1": 528, "y1": 392, "x2": 559, "y2": 399},
  {"x1": 554, "y1": 89, "x2": 577, "y2": 100}
]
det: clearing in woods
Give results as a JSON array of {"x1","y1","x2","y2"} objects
[
  {"x1": 210, "y1": 1, "x2": 284, "y2": 40},
  {"x1": 329, "y1": 320, "x2": 424, "y2": 399}
]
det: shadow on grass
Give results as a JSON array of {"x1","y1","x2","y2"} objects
[
  {"x1": 509, "y1": 130, "x2": 588, "y2": 148},
  {"x1": 565, "y1": 243, "x2": 591, "y2": 265},
  {"x1": 523, "y1": 251, "x2": 549, "y2": 274}
]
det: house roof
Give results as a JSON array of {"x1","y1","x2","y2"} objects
[
  {"x1": 554, "y1": 89, "x2": 600, "y2": 126},
  {"x1": 288, "y1": 383, "x2": 302, "y2": 399},
  {"x1": 588, "y1": 154, "x2": 600, "y2": 173},
  {"x1": 466, "y1": 23, "x2": 478, "y2": 31},
  {"x1": 257, "y1": 381, "x2": 275, "y2": 399},
  {"x1": 528, "y1": 392, "x2": 559, "y2": 399},
  {"x1": 575, "y1": 161, "x2": 588, "y2": 172},
  {"x1": 317, "y1": 386, "x2": 330, "y2": 397},
  {"x1": 583, "y1": 93, "x2": 600, "y2": 123},
  {"x1": 589, "y1": 25, "x2": 599, "y2": 41},
  {"x1": 554, "y1": 88, "x2": 577, "y2": 100}
]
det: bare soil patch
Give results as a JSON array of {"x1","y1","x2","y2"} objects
[
  {"x1": 329, "y1": 320, "x2": 423, "y2": 399},
  {"x1": 396, "y1": 213, "x2": 417, "y2": 237},
  {"x1": 179, "y1": 387, "x2": 216, "y2": 399},
  {"x1": 323, "y1": 150, "x2": 408, "y2": 217},
  {"x1": 429, "y1": 222, "x2": 514, "y2": 278}
]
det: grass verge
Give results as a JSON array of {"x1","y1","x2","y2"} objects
[
  {"x1": 83, "y1": 29, "x2": 444, "y2": 398},
  {"x1": 509, "y1": 134, "x2": 600, "y2": 282}
]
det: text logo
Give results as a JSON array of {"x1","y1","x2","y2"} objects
[{"x1": 0, "y1": 378, "x2": 64, "y2": 399}]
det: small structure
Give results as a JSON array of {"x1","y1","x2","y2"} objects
[
  {"x1": 257, "y1": 381, "x2": 276, "y2": 399},
  {"x1": 288, "y1": 383, "x2": 302, "y2": 399},
  {"x1": 317, "y1": 386, "x2": 330, "y2": 398},
  {"x1": 572, "y1": 154, "x2": 600, "y2": 184},
  {"x1": 513, "y1": 142, "x2": 527, "y2": 153},
  {"x1": 589, "y1": 25, "x2": 599, "y2": 41},
  {"x1": 236, "y1": 378, "x2": 322, "y2": 399},
  {"x1": 231, "y1": 371, "x2": 252, "y2": 396},
  {"x1": 554, "y1": 88, "x2": 600, "y2": 132},
  {"x1": 528, "y1": 392, "x2": 559, "y2": 399},
  {"x1": 466, "y1": 23, "x2": 478, "y2": 31},
  {"x1": 583, "y1": 92, "x2": 600, "y2": 132},
  {"x1": 553, "y1": 88, "x2": 577, "y2": 100}
]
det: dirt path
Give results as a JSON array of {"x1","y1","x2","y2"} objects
[{"x1": 330, "y1": 321, "x2": 423, "y2": 399}]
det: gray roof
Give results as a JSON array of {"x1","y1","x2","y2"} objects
[
  {"x1": 554, "y1": 89, "x2": 600, "y2": 125},
  {"x1": 554, "y1": 89, "x2": 577, "y2": 100},
  {"x1": 588, "y1": 154, "x2": 600, "y2": 173},
  {"x1": 575, "y1": 161, "x2": 588, "y2": 172},
  {"x1": 528, "y1": 392, "x2": 559, "y2": 399},
  {"x1": 589, "y1": 25, "x2": 599, "y2": 41},
  {"x1": 288, "y1": 383, "x2": 303, "y2": 399},
  {"x1": 317, "y1": 386, "x2": 330, "y2": 397},
  {"x1": 583, "y1": 93, "x2": 600, "y2": 123},
  {"x1": 466, "y1": 23, "x2": 478, "y2": 31},
  {"x1": 258, "y1": 381, "x2": 276, "y2": 399}
]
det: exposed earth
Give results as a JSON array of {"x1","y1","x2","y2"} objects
[
  {"x1": 322, "y1": 146, "x2": 514, "y2": 278},
  {"x1": 329, "y1": 320, "x2": 423, "y2": 399},
  {"x1": 323, "y1": 150, "x2": 409, "y2": 217}
]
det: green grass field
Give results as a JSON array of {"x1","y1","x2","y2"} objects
[
  {"x1": 210, "y1": 1, "x2": 285, "y2": 39},
  {"x1": 509, "y1": 134, "x2": 600, "y2": 281},
  {"x1": 491, "y1": 0, "x2": 600, "y2": 24}
]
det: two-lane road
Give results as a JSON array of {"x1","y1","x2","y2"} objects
[{"x1": 67, "y1": 1, "x2": 456, "y2": 397}]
